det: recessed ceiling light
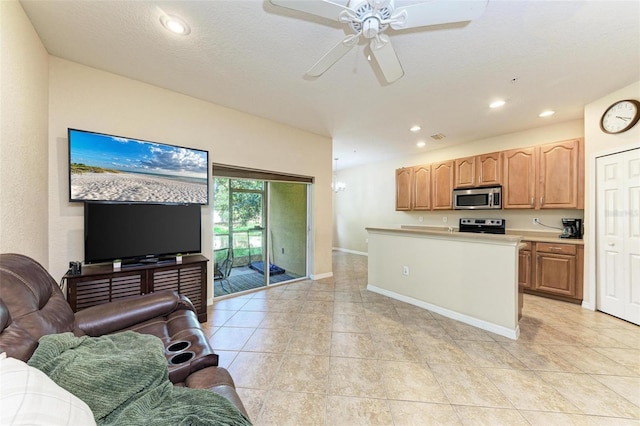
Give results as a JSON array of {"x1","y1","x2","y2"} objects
[
  {"x1": 416, "y1": 141, "x2": 426, "y2": 148},
  {"x1": 160, "y1": 14, "x2": 191, "y2": 35},
  {"x1": 538, "y1": 110, "x2": 555, "y2": 117},
  {"x1": 410, "y1": 125, "x2": 421, "y2": 132},
  {"x1": 489, "y1": 100, "x2": 506, "y2": 109}
]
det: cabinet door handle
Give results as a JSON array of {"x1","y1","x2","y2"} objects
[
  {"x1": 540, "y1": 197, "x2": 543, "y2": 205},
  {"x1": 607, "y1": 243, "x2": 615, "y2": 247},
  {"x1": 531, "y1": 197, "x2": 534, "y2": 205},
  {"x1": 549, "y1": 247, "x2": 563, "y2": 251}
]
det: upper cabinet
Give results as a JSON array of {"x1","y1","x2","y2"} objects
[
  {"x1": 413, "y1": 164, "x2": 431, "y2": 210},
  {"x1": 431, "y1": 160, "x2": 454, "y2": 210},
  {"x1": 538, "y1": 139, "x2": 583, "y2": 209},
  {"x1": 395, "y1": 138, "x2": 583, "y2": 212},
  {"x1": 476, "y1": 152, "x2": 502, "y2": 187},
  {"x1": 395, "y1": 164, "x2": 432, "y2": 211},
  {"x1": 454, "y1": 152, "x2": 502, "y2": 188},
  {"x1": 503, "y1": 139, "x2": 584, "y2": 210},
  {"x1": 454, "y1": 156, "x2": 476, "y2": 188},
  {"x1": 395, "y1": 167, "x2": 413, "y2": 211},
  {"x1": 503, "y1": 147, "x2": 537, "y2": 209}
]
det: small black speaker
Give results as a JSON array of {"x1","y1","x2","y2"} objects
[{"x1": 69, "y1": 261, "x2": 82, "y2": 275}]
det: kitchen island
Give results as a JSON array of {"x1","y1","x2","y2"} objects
[{"x1": 366, "y1": 226, "x2": 523, "y2": 340}]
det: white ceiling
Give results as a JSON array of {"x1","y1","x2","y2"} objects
[{"x1": 20, "y1": 0, "x2": 640, "y2": 170}]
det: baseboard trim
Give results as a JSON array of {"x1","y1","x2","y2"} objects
[
  {"x1": 581, "y1": 300, "x2": 595, "y2": 311},
  {"x1": 332, "y1": 247, "x2": 368, "y2": 256},
  {"x1": 310, "y1": 272, "x2": 333, "y2": 280},
  {"x1": 367, "y1": 284, "x2": 519, "y2": 340}
]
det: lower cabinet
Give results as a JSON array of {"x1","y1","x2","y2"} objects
[
  {"x1": 66, "y1": 255, "x2": 209, "y2": 322},
  {"x1": 518, "y1": 241, "x2": 533, "y2": 290},
  {"x1": 520, "y1": 241, "x2": 583, "y2": 303}
]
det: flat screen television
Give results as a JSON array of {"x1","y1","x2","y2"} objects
[
  {"x1": 68, "y1": 128, "x2": 209, "y2": 205},
  {"x1": 84, "y1": 202, "x2": 202, "y2": 265}
]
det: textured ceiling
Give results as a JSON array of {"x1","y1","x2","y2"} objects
[{"x1": 20, "y1": 0, "x2": 640, "y2": 169}]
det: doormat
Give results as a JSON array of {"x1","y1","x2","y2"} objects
[{"x1": 249, "y1": 261, "x2": 285, "y2": 276}]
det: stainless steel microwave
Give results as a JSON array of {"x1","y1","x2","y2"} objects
[{"x1": 453, "y1": 186, "x2": 502, "y2": 210}]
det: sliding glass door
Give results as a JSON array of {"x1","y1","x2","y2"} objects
[{"x1": 213, "y1": 177, "x2": 308, "y2": 296}]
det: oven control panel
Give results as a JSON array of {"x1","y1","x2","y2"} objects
[{"x1": 460, "y1": 219, "x2": 504, "y2": 226}]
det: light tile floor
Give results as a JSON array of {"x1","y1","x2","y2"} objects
[{"x1": 203, "y1": 251, "x2": 640, "y2": 425}]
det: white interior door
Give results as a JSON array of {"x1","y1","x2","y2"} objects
[{"x1": 596, "y1": 148, "x2": 640, "y2": 325}]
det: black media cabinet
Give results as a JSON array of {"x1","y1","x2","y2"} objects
[{"x1": 65, "y1": 255, "x2": 209, "y2": 322}]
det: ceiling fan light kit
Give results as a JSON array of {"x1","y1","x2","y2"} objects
[{"x1": 270, "y1": 0, "x2": 489, "y2": 84}]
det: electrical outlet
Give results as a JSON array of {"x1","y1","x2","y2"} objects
[
  {"x1": 402, "y1": 266, "x2": 409, "y2": 276},
  {"x1": 443, "y1": 216, "x2": 448, "y2": 223},
  {"x1": 418, "y1": 216, "x2": 423, "y2": 222},
  {"x1": 533, "y1": 218, "x2": 540, "y2": 224}
]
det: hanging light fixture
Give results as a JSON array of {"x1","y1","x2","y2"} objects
[{"x1": 332, "y1": 158, "x2": 346, "y2": 193}]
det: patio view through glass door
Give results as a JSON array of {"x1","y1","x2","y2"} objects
[{"x1": 213, "y1": 177, "x2": 307, "y2": 297}]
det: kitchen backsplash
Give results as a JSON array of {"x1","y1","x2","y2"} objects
[{"x1": 401, "y1": 209, "x2": 584, "y2": 235}]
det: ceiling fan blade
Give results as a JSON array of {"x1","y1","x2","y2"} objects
[
  {"x1": 269, "y1": 0, "x2": 352, "y2": 22},
  {"x1": 390, "y1": 0, "x2": 488, "y2": 30},
  {"x1": 306, "y1": 34, "x2": 360, "y2": 77},
  {"x1": 369, "y1": 35, "x2": 404, "y2": 83}
]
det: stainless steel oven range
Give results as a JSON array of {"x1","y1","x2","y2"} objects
[{"x1": 458, "y1": 218, "x2": 506, "y2": 234}]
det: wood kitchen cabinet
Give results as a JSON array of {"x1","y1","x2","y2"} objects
[
  {"x1": 454, "y1": 152, "x2": 502, "y2": 188},
  {"x1": 395, "y1": 167, "x2": 413, "y2": 211},
  {"x1": 538, "y1": 139, "x2": 583, "y2": 209},
  {"x1": 396, "y1": 164, "x2": 431, "y2": 211},
  {"x1": 396, "y1": 139, "x2": 582, "y2": 211},
  {"x1": 503, "y1": 147, "x2": 537, "y2": 209},
  {"x1": 522, "y1": 241, "x2": 583, "y2": 303},
  {"x1": 454, "y1": 156, "x2": 476, "y2": 188},
  {"x1": 431, "y1": 160, "x2": 454, "y2": 210},
  {"x1": 503, "y1": 139, "x2": 584, "y2": 210},
  {"x1": 518, "y1": 241, "x2": 533, "y2": 290},
  {"x1": 476, "y1": 152, "x2": 502, "y2": 186},
  {"x1": 412, "y1": 164, "x2": 431, "y2": 210}
]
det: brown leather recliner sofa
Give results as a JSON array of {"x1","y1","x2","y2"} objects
[{"x1": 0, "y1": 253, "x2": 248, "y2": 419}]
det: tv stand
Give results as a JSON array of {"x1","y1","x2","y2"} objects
[{"x1": 65, "y1": 255, "x2": 209, "y2": 322}]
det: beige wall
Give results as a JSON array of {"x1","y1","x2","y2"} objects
[
  {"x1": 583, "y1": 81, "x2": 640, "y2": 309},
  {"x1": 0, "y1": 1, "x2": 49, "y2": 265},
  {"x1": 47, "y1": 58, "x2": 333, "y2": 294},
  {"x1": 334, "y1": 120, "x2": 585, "y2": 253}
]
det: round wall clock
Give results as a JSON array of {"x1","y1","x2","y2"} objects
[{"x1": 600, "y1": 99, "x2": 640, "y2": 134}]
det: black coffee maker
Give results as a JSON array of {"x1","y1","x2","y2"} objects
[{"x1": 560, "y1": 218, "x2": 582, "y2": 239}]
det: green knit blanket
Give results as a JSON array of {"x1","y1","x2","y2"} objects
[{"x1": 28, "y1": 331, "x2": 252, "y2": 426}]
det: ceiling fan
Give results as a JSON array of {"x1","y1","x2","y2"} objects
[{"x1": 269, "y1": 0, "x2": 488, "y2": 83}]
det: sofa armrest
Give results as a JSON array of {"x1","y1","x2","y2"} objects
[{"x1": 74, "y1": 290, "x2": 195, "y2": 336}]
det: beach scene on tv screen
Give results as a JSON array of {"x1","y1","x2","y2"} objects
[{"x1": 69, "y1": 130, "x2": 208, "y2": 204}]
